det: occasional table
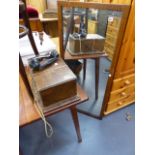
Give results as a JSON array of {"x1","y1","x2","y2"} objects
[{"x1": 19, "y1": 74, "x2": 88, "y2": 140}]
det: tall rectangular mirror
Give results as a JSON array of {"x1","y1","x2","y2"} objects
[{"x1": 58, "y1": 1, "x2": 130, "y2": 118}]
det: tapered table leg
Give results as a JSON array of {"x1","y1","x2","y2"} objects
[
  {"x1": 70, "y1": 106, "x2": 82, "y2": 143},
  {"x1": 83, "y1": 59, "x2": 87, "y2": 81},
  {"x1": 19, "y1": 53, "x2": 33, "y2": 99},
  {"x1": 95, "y1": 58, "x2": 99, "y2": 100},
  {"x1": 19, "y1": 147, "x2": 23, "y2": 155}
]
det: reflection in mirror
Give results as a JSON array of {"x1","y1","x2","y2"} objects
[
  {"x1": 63, "y1": 7, "x2": 122, "y2": 60},
  {"x1": 98, "y1": 10, "x2": 122, "y2": 60},
  {"x1": 62, "y1": 6, "x2": 123, "y2": 117}
]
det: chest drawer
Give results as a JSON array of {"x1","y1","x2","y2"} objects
[
  {"x1": 104, "y1": 46, "x2": 114, "y2": 56},
  {"x1": 104, "y1": 41, "x2": 115, "y2": 52},
  {"x1": 109, "y1": 84, "x2": 135, "y2": 102},
  {"x1": 105, "y1": 33, "x2": 117, "y2": 45},
  {"x1": 108, "y1": 16, "x2": 121, "y2": 28},
  {"x1": 106, "y1": 93, "x2": 135, "y2": 113},
  {"x1": 112, "y1": 74, "x2": 135, "y2": 91},
  {"x1": 107, "y1": 52, "x2": 113, "y2": 60},
  {"x1": 106, "y1": 26, "x2": 119, "y2": 36}
]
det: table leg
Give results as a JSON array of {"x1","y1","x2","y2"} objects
[
  {"x1": 19, "y1": 147, "x2": 23, "y2": 155},
  {"x1": 83, "y1": 59, "x2": 87, "y2": 81},
  {"x1": 95, "y1": 58, "x2": 100, "y2": 100},
  {"x1": 70, "y1": 106, "x2": 82, "y2": 143},
  {"x1": 19, "y1": 54, "x2": 33, "y2": 99}
]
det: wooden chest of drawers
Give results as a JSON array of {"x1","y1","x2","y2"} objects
[
  {"x1": 105, "y1": 93, "x2": 134, "y2": 113},
  {"x1": 104, "y1": 74, "x2": 135, "y2": 114},
  {"x1": 104, "y1": 16, "x2": 121, "y2": 60},
  {"x1": 109, "y1": 84, "x2": 134, "y2": 102},
  {"x1": 112, "y1": 74, "x2": 135, "y2": 91}
]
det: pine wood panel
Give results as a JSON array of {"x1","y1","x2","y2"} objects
[{"x1": 114, "y1": 0, "x2": 135, "y2": 78}]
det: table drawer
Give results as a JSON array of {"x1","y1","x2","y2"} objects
[
  {"x1": 106, "y1": 26, "x2": 119, "y2": 36},
  {"x1": 112, "y1": 74, "x2": 135, "y2": 91},
  {"x1": 106, "y1": 93, "x2": 135, "y2": 112},
  {"x1": 108, "y1": 16, "x2": 121, "y2": 28},
  {"x1": 109, "y1": 84, "x2": 135, "y2": 102}
]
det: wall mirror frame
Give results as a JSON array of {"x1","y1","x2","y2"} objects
[{"x1": 57, "y1": 1, "x2": 130, "y2": 119}]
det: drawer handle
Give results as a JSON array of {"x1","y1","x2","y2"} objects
[
  {"x1": 117, "y1": 101, "x2": 123, "y2": 106},
  {"x1": 124, "y1": 80, "x2": 130, "y2": 85},
  {"x1": 121, "y1": 92, "x2": 126, "y2": 96},
  {"x1": 108, "y1": 73, "x2": 112, "y2": 77}
]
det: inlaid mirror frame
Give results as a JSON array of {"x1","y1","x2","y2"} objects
[{"x1": 57, "y1": 1, "x2": 130, "y2": 118}]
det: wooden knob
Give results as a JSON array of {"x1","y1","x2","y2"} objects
[
  {"x1": 124, "y1": 80, "x2": 130, "y2": 85},
  {"x1": 117, "y1": 101, "x2": 123, "y2": 106},
  {"x1": 121, "y1": 92, "x2": 126, "y2": 96}
]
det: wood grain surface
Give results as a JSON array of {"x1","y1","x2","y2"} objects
[{"x1": 19, "y1": 74, "x2": 88, "y2": 127}]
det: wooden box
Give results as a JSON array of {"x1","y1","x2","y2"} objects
[
  {"x1": 42, "y1": 9, "x2": 58, "y2": 18},
  {"x1": 28, "y1": 59, "x2": 78, "y2": 107},
  {"x1": 67, "y1": 34, "x2": 105, "y2": 55}
]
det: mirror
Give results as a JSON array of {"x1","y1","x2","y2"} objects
[
  {"x1": 62, "y1": 8, "x2": 122, "y2": 59},
  {"x1": 58, "y1": 1, "x2": 130, "y2": 118}
]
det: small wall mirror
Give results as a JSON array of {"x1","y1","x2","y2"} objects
[{"x1": 58, "y1": 1, "x2": 130, "y2": 118}]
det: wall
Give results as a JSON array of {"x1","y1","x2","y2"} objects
[{"x1": 26, "y1": 0, "x2": 46, "y2": 13}]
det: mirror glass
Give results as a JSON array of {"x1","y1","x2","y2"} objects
[
  {"x1": 62, "y1": 6, "x2": 123, "y2": 116},
  {"x1": 63, "y1": 8, "x2": 122, "y2": 57}
]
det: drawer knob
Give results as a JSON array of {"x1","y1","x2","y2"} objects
[
  {"x1": 108, "y1": 73, "x2": 112, "y2": 77},
  {"x1": 117, "y1": 101, "x2": 123, "y2": 106},
  {"x1": 121, "y1": 92, "x2": 126, "y2": 96},
  {"x1": 124, "y1": 80, "x2": 130, "y2": 85}
]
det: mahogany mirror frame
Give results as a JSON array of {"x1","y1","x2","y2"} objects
[{"x1": 57, "y1": 1, "x2": 130, "y2": 119}]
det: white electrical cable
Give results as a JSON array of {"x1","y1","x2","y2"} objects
[
  {"x1": 34, "y1": 102, "x2": 53, "y2": 138},
  {"x1": 29, "y1": 68, "x2": 54, "y2": 138}
]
